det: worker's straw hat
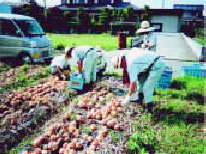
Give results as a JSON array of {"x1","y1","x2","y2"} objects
[
  {"x1": 65, "y1": 46, "x2": 71, "y2": 53},
  {"x1": 136, "y1": 21, "x2": 155, "y2": 34},
  {"x1": 95, "y1": 46, "x2": 102, "y2": 52}
]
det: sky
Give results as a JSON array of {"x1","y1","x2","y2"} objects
[{"x1": 0, "y1": 0, "x2": 205, "y2": 8}]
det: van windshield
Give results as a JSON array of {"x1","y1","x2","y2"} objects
[{"x1": 15, "y1": 20, "x2": 45, "y2": 37}]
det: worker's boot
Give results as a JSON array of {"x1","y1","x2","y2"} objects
[
  {"x1": 137, "y1": 93, "x2": 144, "y2": 105},
  {"x1": 58, "y1": 75, "x2": 63, "y2": 81},
  {"x1": 143, "y1": 102, "x2": 154, "y2": 113}
]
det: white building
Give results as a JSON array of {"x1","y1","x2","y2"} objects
[
  {"x1": 61, "y1": 0, "x2": 123, "y2": 5},
  {"x1": 21, "y1": 0, "x2": 36, "y2": 3},
  {"x1": 139, "y1": 9, "x2": 183, "y2": 33}
]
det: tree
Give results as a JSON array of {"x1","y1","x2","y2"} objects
[
  {"x1": 144, "y1": 5, "x2": 150, "y2": 11},
  {"x1": 48, "y1": 7, "x2": 63, "y2": 21},
  {"x1": 21, "y1": 4, "x2": 31, "y2": 16},
  {"x1": 90, "y1": 15, "x2": 97, "y2": 25},
  {"x1": 141, "y1": 5, "x2": 150, "y2": 21},
  {"x1": 63, "y1": 11, "x2": 72, "y2": 22},
  {"x1": 100, "y1": 8, "x2": 112, "y2": 25},
  {"x1": 118, "y1": 9, "x2": 125, "y2": 22},
  {"x1": 125, "y1": 8, "x2": 135, "y2": 22},
  {"x1": 76, "y1": 8, "x2": 90, "y2": 32},
  {"x1": 112, "y1": 8, "x2": 118, "y2": 21},
  {"x1": 47, "y1": 7, "x2": 64, "y2": 32},
  {"x1": 76, "y1": 8, "x2": 90, "y2": 25},
  {"x1": 76, "y1": 8, "x2": 84, "y2": 24}
]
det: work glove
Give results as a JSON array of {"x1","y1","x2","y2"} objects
[{"x1": 122, "y1": 95, "x2": 131, "y2": 107}]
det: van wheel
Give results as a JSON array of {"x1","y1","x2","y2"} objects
[
  {"x1": 19, "y1": 54, "x2": 33, "y2": 65},
  {"x1": 44, "y1": 58, "x2": 53, "y2": 65}
]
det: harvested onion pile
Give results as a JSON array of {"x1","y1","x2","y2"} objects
[{"x1": 24, "y1": 82, "x2": 133, "y2": 154}]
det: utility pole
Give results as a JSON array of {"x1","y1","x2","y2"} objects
[
  {"x1": 162, "y1": 0, "x2": 165, "y2": 9},
  {"x1": 44, "y1": 0, "x2": 47, "y2": 19}
]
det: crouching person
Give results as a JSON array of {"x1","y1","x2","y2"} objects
[
  {"x1": 51, "y1": 47, "x2": 73, "y2": 80},
  {"x1": 72, "y1": 46, "x2": 99, "y2": 84},
  {"x1": 112, "y1": 48, "x2": 166, "y2": 113}
]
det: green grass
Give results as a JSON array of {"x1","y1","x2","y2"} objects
[
  {"x1": 127, "y1": 76, "x2": 206, "y2": 154},
  {"x1": 195, "y1": 28, "x2": 205, "y2": 45},
  {"x1": 47, "y1": 33, "x2": 132, "y2": 51},
  {"x1": 196, "y1": 38, "x2": 206, "y2": 45}
]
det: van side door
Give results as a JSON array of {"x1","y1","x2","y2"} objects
[{"x1": 0, "y1": 19, "x2": 23, "y2": 57}]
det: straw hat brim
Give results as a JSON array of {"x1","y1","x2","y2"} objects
[{"x1": 136, "y1": 27, "x2": 155, "y2": 34}]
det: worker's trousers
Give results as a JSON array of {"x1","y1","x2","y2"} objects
[
  {"x1": 83, "y1": 50, "x2": 97, "y2": 84},
  {"x1": 138, "y1": 58, "x2": 166, "y2": 103}
]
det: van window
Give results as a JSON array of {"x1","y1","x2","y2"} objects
[
  {"x1": 0, "y1": 19, "x2": 17, "y2": 36},
  {"x1": 15, "y1": 20, "x2": 44, "y2": 37}
]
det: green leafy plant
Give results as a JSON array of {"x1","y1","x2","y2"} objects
[
  {"x1": 70, "y1": 113, "x2": 76, "y2": 120},
  {"x1": 21, "y1": 64, "x2": 29, "y2": 72},
  {"x1": 56, "y1": 43, "x2": 65, "y2": 50},
  {"x1": 0, "y1": 66, "x2": 51, "y2": 93},
  {"x1": 0, "y1": 63, "x2": 11, "y2": 72},
  {"x1": 126, "y1": 132, "x2": 142, "y2": 151},
  {"x1": 108, "y1": 130, "x2": 119, "y2": 144}
]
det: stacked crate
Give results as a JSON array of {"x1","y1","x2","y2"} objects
[
  {"x1": 156, "y1": 66, "x2": 173, "y2": 89},
  {"x1": 181, "y1": 64, "x2": 206, "y2": 77}
]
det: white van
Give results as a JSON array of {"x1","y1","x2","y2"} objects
[{"x1": 0, "y1": 13, "x2": 53, "y2": 64}]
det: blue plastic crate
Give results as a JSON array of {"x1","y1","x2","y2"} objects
[
  {"x1": 69, "y1": 73, "x2": 84, "y2": 90},
  {"x1": 156, "y1": 83, "x2": 170, "y2": 89},
  {"x1": 202, "y1": 69, "x2": 206, "y2": 76},
  {"x1": 181, "y1": 64, "x2": 206, "y2": 77},
  {"x1": 158, "y1": 76, "x2": 172, "y2": 83},
  {"x1": 156, "y1": 66, "x2": 173, "y2": 89}
]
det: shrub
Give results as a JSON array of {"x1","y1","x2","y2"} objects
[{"x1": 56, "y1": 44, "x2": 65, "y2": 50}]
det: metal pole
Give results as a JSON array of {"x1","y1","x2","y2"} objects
[
  {"x1": 44, "y1": 0, "x2": 47, "y2": 19},
  {"x1": 162, "y1": 0, "x2": 165, "y2": 8}
]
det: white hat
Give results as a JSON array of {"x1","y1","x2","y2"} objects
[
  {"x1": 65, "y1": 46, "x2": 71, "y2": 53},
  {"x1": 136, "y1": 21, "x2": 155, "y2": 34},
  {"x1": 141, "y1": 21, "x2": 150, "y2": 29},
  {"x1": 95, "y1": 46, "x2": 102, "y2": 52}
]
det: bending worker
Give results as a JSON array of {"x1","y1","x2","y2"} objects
[
  {"x1": 72, "y1": 46, "x2": 99, "y2": 84},
  {"x1": 51, "y1": 47, "x2": 73, "y2": 80},
  {"x1": 112, "y1": 48, "x2": 166, "y2": 113}
]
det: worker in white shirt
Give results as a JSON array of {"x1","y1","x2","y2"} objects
[
  {"x1": 112, "y1": 48, "x2": 166, "y2": 113},
  {"x1": 72, "y1": 46, "x2": 99, "y2": 84},
  {"x1": 136, "y1": 21, "x2": 156, "y2": 51},
  {"x1": 51, "y1": 47, "x2": 73, "y2": 80}
]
